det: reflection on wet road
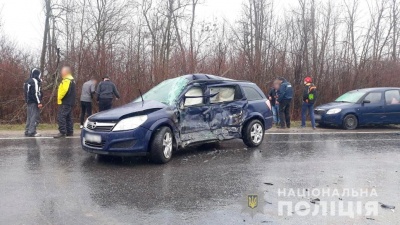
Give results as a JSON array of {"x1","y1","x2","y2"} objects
[{"x1": 0, "y1": 132, "x2": 399, "y2": 224}]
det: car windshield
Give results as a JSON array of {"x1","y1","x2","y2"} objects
[
  {"x1": 335, "y1": 90, "x2": 366, "y2": 103},
  {"x1": 134, "y1": 77, "x2": 189, "y2": 105}
]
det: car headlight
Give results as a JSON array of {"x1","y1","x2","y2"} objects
[
  {"x1": 326, "y1": 108, "x2": 342, "y2": 114},
  {"x1": 112, "y1": 115, "x2": 148, "y2": 131}
]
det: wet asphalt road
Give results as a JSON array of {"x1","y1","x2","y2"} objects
[{"x1": 0, "y1": 130, "x2": 399, "y2": 224}]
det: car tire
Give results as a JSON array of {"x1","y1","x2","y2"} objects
[
  {"x1": 342, "y1": 114, "x2": 358, "y2": 130},
  {"x1": 149, "y1": 126, "x2": 174, "y2": 164},
  {"x1": 242, "y1": 119, "x2": 264, "y2": 147}
]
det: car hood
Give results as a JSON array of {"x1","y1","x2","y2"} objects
[
  {"x1": 316, "y1": 102, "x2": 355, "y2": 110},
  {"x1": 89, "y1": 100, "x2": 167, "y2": 122}
]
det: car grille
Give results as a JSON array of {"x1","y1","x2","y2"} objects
[
  {"x1": 85, "y1": 140, "x2": 106, "y2": 148},
  {"x1": 86, "y1": 121, "x2": 116, "y2": 132},
  {"x1": 111, "y1": 140, "x2": 136, "y2": 149}
]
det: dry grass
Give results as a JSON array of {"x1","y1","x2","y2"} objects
[{"x1": 0, "y1": 123, "x2": 81, "y2": 131}]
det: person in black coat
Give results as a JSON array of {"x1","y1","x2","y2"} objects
[
  {"x1": 96, "y1": 76, "x2": 120, "y2": 111},
  {"x1": 268, "y1": 80, "x2": 280, "y2": 125},
  {"x1": 277, "y1": 77, "x2": 293, "y2": 128},
  {"x1": 24, "y1": 68, "x2": 43, "y2": 137}
]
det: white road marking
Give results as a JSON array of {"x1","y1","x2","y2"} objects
[
  {"x1": 0, "y1": 136, "x2": 80, "y2": 140},
  {"x1": 0, "y1": 131, "x2": 398, "y2": 140},
  {"x1": 266, "y1": 131, "x2": 400, "y2": 135},
  {"x1": 266, "y1": 138, "x2": 399, "y2": 143}
]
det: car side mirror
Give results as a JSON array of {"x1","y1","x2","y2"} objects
[{"x1": 362, "y1": 100, "x2": 371, "y2": 104}]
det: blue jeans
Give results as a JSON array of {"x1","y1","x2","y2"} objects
[
  {"x1": 272, "y1": 105, "x2": 280, "y2": 124},
  {"x1": 301, "y1": 102, "x2": 316, "y2": 127}
]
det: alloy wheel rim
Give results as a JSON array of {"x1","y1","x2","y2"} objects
[
  {"x1": 347, "y1": 118, "x2": 355, "y2": 127},
  {"x1": 163, "y1": 132, "x2": 173, "y2": 159},
  {"x1": 250, "y1": 123, "x2": 263, "y2": 144}
]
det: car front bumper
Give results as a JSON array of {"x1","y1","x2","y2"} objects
[
  {"x1": 81, "y1": 126, "x2": 151, "y2": 156},
  {"x1": 315, "y1": 113, "x2": 343, "y2": 126}
]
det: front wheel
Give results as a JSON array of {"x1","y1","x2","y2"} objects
[
  {"x1": 242, "y1": 119, "x2": 265, "y2": 147},
  {"x1": 342, "y1": 114, "x2": 358, "y2": 130},
  {"x1": 149, "y1": 127, "x2": 174, "y2": 164}
]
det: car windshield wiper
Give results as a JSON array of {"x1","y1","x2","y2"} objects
[{"x1": 335, "y1": 101, "x2": 352, "y2": 103}]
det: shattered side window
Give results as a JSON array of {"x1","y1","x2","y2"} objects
[{"x1": 134, "y1": 77, "x2": 189, "y2": 105}]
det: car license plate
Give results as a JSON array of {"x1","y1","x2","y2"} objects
[
  {"x1": 85, "y1": 133, "x2": 102, "y2": 143},
  {"x1": 314, "y1": 114, "x2": 322, "y2": 120}
]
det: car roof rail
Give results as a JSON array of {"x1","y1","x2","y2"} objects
[{"x1": 187, "y1": 79, "x2": 250, "y2": 85}]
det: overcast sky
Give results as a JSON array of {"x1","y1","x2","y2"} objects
[{"x1": 0, "y1": 0, "x2": 296, "y2": 51}]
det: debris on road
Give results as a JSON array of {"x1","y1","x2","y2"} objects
[
  {"x1": 263, "y1": 182, "x2": 274, "y2": 186},
  {"x1": 379, "y1": 202, "x2": 395, "y2": 210},
  {"x1": 310, "y1": 198, "x2": 320, "y2": 204}
]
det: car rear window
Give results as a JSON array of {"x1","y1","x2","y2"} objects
[{"x1": 242, "y1": 86, "x2": 264, "y2": 101}]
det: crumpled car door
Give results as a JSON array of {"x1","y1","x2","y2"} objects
[
  {"x1": 206, "y1": 84, "x2": 248, "y2": 140},
  {"x1": 178, "y1": 87, "x2": 216, "y2": 147}
]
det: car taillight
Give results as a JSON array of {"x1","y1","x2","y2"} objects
[{"x1": 266, "y1": 100, "x2": 272, "y2": 110}]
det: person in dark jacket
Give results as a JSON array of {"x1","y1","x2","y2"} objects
[
  {"x1": 277, "y1": 77, "x2": 293, "y2": 129},
  {"x1": 268, "y1": 80, "x2": 280, "y2": 125},
  {"x1": 24, "y1": 68, "x2": 43, "y2": 137},
  {"x1": 96, "y1": 76, "x2": 120, "y2": 111},
  {"x1": 301, "y1": 76, "x2": 317, "y2": 129},
  {"x1": 54, "y1": 66, "x2": 76, "y2": 138}
]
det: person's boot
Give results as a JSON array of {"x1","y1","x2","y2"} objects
[
  {"x1": 53, "y1": 133, "x2": 66, "y2": 138},
  {"x1": 66, "y1": 133, "x2": 74, "y2": 137},
  {"x1": 28, "y1": 133, "x2": 41, "y2": 137}
]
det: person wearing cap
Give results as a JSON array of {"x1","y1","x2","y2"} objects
[
  {"x1": 301, "y1": 76, "x2": 317, "y2": 129},
  {"x1": 24, "y1": 68, "x2": 43, "y2": 137},
  {"x1": 277, "y1": 77, "x2": 293, "y2": 129},
  {"x1": 96, "y1": 76, "x2": 120, "y2": 111},
  {"x1": 80, "y1": 77, "x2": 97, "y2": 129}
]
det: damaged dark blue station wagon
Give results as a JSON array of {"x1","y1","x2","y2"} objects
[{"x1": 81, "y1": 74, "x2": 273, "y2": 163}]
